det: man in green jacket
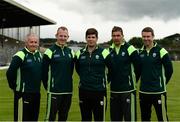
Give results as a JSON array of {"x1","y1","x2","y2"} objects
[
  {"x1": 6, "y1": 33, "x2": 42, "y2": 121},
  {"x1": 139, "y1": 27, "x2": 173, "y2": 121},
  {"x1": 108, "y1": 26, "x2": 141, "y2": 121},
  {"x1": 75, "y1": 28, "x2": 110, "y2": 121},
  {"x1": 42, "y1": 26, "x2": 74, "y2": 121}
]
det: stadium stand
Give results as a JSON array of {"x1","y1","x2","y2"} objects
[
  {"x1": 0, "y1": 0, "x2": 56, "y2": 66},
  {"x1": 0, "y1": 34, "x2": 24, "y2": 65}
]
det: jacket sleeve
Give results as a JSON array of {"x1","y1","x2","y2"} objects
[
  {"x1": 74, "y1": 56, "x2": 80, "y2": 75},
  {"x1": 103, "y1": 49, "x2": 112, "y2": 83},
  {"x1": 6, "y1": 56, "x2": 22, "y2": 90},
  {"x1": 74, "y1": 50, "x2": 81, "y2": 75},
  {"x1": 104, "y1": 53, "x2": 112, "y2": 83},
  {"x1": 70, "y1": 49, "x2": 75, "y2": 76},
  {"x1": 161, "y1": 54, "x2": 173, "y2": 84},
  {"x1": 42, "y1": 54, "x2": 51, "y2": 90},
  {"x1": 130, "y1": 50, "x2": 141, "y2": 82}
]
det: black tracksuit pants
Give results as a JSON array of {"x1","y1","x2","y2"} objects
[
  {"x1": 139, "y1": 92, "x2": 168, "y2": 121},
  {"x1": 79, "y1": 88, "x2": 106, "y2": 121},
  {"x1": 110, "y1": 91, "x2": 136, "y2": 121},
  {"x1": 45, "y1": 93, "x2": 72, "y2": 121},
  {"x1": 14, "y1": 91, "x2": 40, "y2": 121}
]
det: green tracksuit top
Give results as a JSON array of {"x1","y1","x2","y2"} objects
[
  {"x1": 139, "y1": 42, "x2": 173, "y2": 94},
  {"x1": 108, "y1": 42, "x2": 141, "y2": 93},
  {"x1": 6, "y1": 47, "x2": 42, "y2": 93},
  {"x1": 42, "y1": 43, "x2": 74, "y2": 94},
  {"x1": 75, "y1": 46, "x2": 110, "y2": 91}
]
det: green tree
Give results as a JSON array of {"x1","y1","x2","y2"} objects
[{"x1": 128, "y1": 37, "x2": 143, "y2": 49}]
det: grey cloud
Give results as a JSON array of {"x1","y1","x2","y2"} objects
[
  {"x1": 89, "y1": 0, "x2": 180, "y2": 21},
  {"x1": 88, "y1": 0, "x2": 180, "y2": 21},
  {"x1": 51, "y1": 0, "x2": 180, "y2": 21}
]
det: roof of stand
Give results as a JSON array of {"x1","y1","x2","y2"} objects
[{"x1": 0, "y1": 0, "x2": 56, "y2": 28}]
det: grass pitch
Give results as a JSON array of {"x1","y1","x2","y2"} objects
[{"x1": 0, "y1": 61, "x2": 180, "y2": 121}]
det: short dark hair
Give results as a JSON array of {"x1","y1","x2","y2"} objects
[
  {"x1": 142, "y1": 27, "x2": 154, "y2": 36},
  {"x1": 86, "y1": 28, "x2": 98, "y2": 38},
  {"x1": 112, "y1": 26, "x2": 123, "y2": 36}
]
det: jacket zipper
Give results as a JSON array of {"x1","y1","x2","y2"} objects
[
  {"x1": 103, "y1": 78, "x2": 105, "y2": 88},
  {"x1": 22, "y1": 82, "x2": 25, "y2": 92},
  {"x1": 52, "y1": 77, "x2": 54, "y2": 88},
  {"x1": 61, "y1": 48, "x2": 65, "y2": 56},
  {"x1": 159, "y1": 77, "x2": 162, "y2": 87},
  {"x1": 128, "y1": 76, "x2": 131, "y2": 86},
  {"x1": 89, "y1": 53, "x2": 92, "y2": 71}
]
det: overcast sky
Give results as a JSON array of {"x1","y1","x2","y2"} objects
[{"x1": 15, "y1": 0, "x2": 180, "y2": 43}]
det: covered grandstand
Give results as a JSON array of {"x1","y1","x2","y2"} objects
[{"x1": 0, "y1": 0, "x2": 56, "y2": 65}]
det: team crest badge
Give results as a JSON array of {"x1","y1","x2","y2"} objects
[
  {"x1": 122, "y1": 52, "x2": 125, "y2": 56},
  {"x1": 95, "y1": 55, "x2": 99, "y2": 59},
  {"x1": 153, "y1": 53, "x2": 156, "y2": 57}
]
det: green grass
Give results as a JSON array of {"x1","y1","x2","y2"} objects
[{"x1": 0, "y1": 61, "x2": 180, "y2": 121}]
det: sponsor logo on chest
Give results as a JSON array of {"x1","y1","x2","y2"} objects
[
  {"x1": 140, "y1": 54, "x2": 145, "y2": 58},
  {"x1": 80, "y1": 56, "x2": 86, "y2": 59},
  {"x1": 26, "y1": 59, "x2": 32, "y2": 63},
  {"x1": 80, "y1": 55, "x2": 100, "y2": 60},
  {"x1": 53, "y1": 53, "x2": 71, "y2": 59},
  {"x1": 53, "y1": 54, "x2": 60, "y2": 58}
]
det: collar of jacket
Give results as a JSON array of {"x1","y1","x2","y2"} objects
[
  {"x1": 55, "y1": 42, "x2": 67, "y2": 49},
  {"x1": 25, "y1": 47, "x2": 38, "y2": 54},
  {"x1": 141, "y1": 41, "x2": 157, "y2": 50},
  {"x1": 110, "y1": 39, "x2": 126, "y2": 49},
  {"x1": 83, "y1": 44, "x2": 99, "y2": 52}
]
